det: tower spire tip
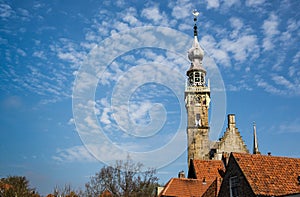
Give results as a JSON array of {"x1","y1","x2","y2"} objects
[{"x1": 192, "y1": 9, "x2": 199, "y2": 37}]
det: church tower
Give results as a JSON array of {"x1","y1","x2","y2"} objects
[{"x1": 185, "y1": 10, "x2": 211, "y2": 165}]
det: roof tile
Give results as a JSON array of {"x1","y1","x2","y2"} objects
[
  {"x1": 159, "y1": 178, "x2": 213, "y2": 197},
  {"x1": 233, "y1": 152, "x2": 300, "y2": 196}
]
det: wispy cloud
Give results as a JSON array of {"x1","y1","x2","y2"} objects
[
  {"x1": 53, "y1": 145, "x2": 97, "y2": 163},
  {"x1": 276, "y1": 118, "x2": 300, "y2": 134},
  {"x1": 0, "y1": 3, "x2": 14, "y2": 19},
  {"x1": 262, "y1": 12, "x2": 280, "y2": 51},
  {"x1": 205, "y1": 0, "x2": 220, "y2": 9},
  {"x1": 245, "y1": 0, "x2": 266, "y2": 7},
  {"x1": 169, "y1": 0, "x2": 193, "y2": 20}
]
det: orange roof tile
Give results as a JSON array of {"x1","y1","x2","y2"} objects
[
  {"x1": 100, "y1": 189, "x2": 113, "y2": 197},
  {"x1": 0, "y1": 182, "x2": 13, "y2": 190},
  {"x1": 191, "y1": 160, "x2": 225, "y2": 181},
  {"x1": 232, "y1": 152, "x2": 300, "y2": 196},
  {"x1": 159, "y1": 178, "x2": 213, "y2": 197}
]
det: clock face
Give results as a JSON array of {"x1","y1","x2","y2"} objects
[{"x1": 195, "y1": 94, "x2": 201, "y2": 102}]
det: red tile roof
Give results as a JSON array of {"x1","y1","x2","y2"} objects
[
  {"x1": 232, "y1": 152, "x2": 300, "y2": 196},
  {"x1": 160, "y1": 160, "x2": 224, "y2": 197},
  {"x1": 159, "y1": 178, "x2": 213, "y2": 197},
  {"x1": 100, "y1": 189, "x2": 113, "y2": 197},
  {"x1": 190, "y1": 160, "x2": 225, "y2": 181}
]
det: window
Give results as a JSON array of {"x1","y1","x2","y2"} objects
[
  {"x1": 195, "y1": 72, "x2": 200, "y2": 82},
  {"x1": 201, "y1": 73, "x2": 205, "y2": 83},
  {"x1": 195, "y1": 113, "x2": 201, "y2": 126},
  {"x1": 230, "y1": 176, "x2": 239, "y2": 197}
]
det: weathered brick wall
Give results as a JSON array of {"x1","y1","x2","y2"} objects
[{"x1": 202, "y1": 179, "x2": 217, "y2": 197}]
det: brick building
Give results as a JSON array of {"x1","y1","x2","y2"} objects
[{"x1": 218, "y1": 153, "x2": 300, "y2": 197}]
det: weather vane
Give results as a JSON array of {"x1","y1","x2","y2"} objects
[
  {"x1": 192, "y1": 9, "x2": 200, "y2": 22},
  {"x1": 192, "y1": 9, "x2": 199, "y2": 36}
]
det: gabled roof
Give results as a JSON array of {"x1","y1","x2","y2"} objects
[
  {"x1": 100, "y1": 189, "x2": 113, "y2": 197},
  {"x1": 188, "y1": 159, "x2": 225, "y2": 180},
  {"x1": 159, "y1": 178, "x2": 213, "y2": 197},
  {"x1": 232, "y1": 152, "x2": 300, "y2": 196}
]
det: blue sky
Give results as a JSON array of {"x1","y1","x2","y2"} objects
[{"x1": 1, "y1": 0, "x2": 300, "y2": 195}]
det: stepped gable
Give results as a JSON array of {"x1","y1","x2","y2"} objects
[{"x1": 212, "y1": 114, "x2": 249, "y2": 160}]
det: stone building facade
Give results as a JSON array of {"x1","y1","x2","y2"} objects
[{"x1": 210, "y1": 114, "x2": 249, "y2": 160}]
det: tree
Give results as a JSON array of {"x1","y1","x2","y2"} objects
[
  {"x1": 0, "y1": 176, "x2": 39, "y2": 197},
  {"x1": 50, "y1": 184, "x2": 83, "y2": 197},
  {"x1": 84, "y1": 157, "x2": 159, "y2": 197}
]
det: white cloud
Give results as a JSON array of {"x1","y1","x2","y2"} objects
[
  {"x1": 245, "y1": 0, "x2": 266, "y2": 7},
  {"x1": 17, "y1": 48, "x2": 26, "y2": 56},
  {"x1": 98, "y1": 98, "x2": 112, "y2": 125},
  {"x1": 206, "y1": 0, "x2": 220, "y2": 9},
  {"x1": 68, "y1": 118, "x2": 75, "y2": 125},
  {"x1": 277, "y1": 118, "x2": 300, "y2": 134},
  {"x1": 0, "y1": 3, "x2": 14, "y2": 19},
  {"x1": 169, "y1": 0, "x2": 193, "y2": 20},
  {"x1": 17, "y1": 8, "x2": 30, "y2": 21},
  {"x1": 220, "y1": 35, "x2": 259, "y2": 62},
  {"x1": 229, "y1": 17, "x2": 244, "y2": 38},
  {"x1": 292, "y1": 51, "x2": 300, "y2": 64},
  {"x1": 227, "y1": 0, "x2": 240, "y2": 7},
  {"x1": 141, "y1": 6, "x2": 164, "y2": 24},
  {"x1": 255, "y1": 75, "x2": 282, "y2": 95},
  {"x1": 200, "y1": 35, "x2": 231, "y2": 67},
  {"x1": 53, "y1": 145, "x2": 97, "y2": 163},
  {"x1": 32, "y1": 50, "x2": 46, "y2": 59},
  {"x1": 272, "y1": 75, "x2": 293, "y2": 90},
  {"x1": 255, "y1": 74, "x2": 300, "y2": 96},
  {"x1": 262, "y1": 13, "x2": 280, "y2": 51}
]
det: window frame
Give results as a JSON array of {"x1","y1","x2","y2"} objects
[{"x1": 229, "y1": 176, "x2": 239, "y2": 197}]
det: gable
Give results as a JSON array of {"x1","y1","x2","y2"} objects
[
  {"x1": 159, "y1": 178, "x2": 213, "y2": 197},
  {"x1": 233, "y1": 153, "x2": 300, "y2": 196},
  {"x1": 217, "y1": 127, "x2": 249, "y2": 154},
  {"x1": 188, "y1": 160, "x2": 225, "y2": 180}
]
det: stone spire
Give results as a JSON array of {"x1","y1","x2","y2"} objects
[{"x1": 253, "y1": 122, "x2": 260, "y2": 154}]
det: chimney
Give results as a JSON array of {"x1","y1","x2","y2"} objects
[
  {"x1": 228, "y1": 114, "x2": 236, "y2": 129},
  {"x1": 268, "y1": 152, "x2": 271, "y2": 156},
  {"x1": 178, "y1": 170, "x2": 185, "y2": 178},
  {"x1": 202, "y1": 177, "x2": 206, "y2": 185}
]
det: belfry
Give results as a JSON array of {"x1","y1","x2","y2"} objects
[
  {"x1": 185, "y1": 10, "x2": 249, "y2": 166},
  {"x1": 185, "y1": 10, "x2": 211, "y2": 164}
]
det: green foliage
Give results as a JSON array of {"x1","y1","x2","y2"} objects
[{"x1": 0, "y1": 176, "x2": 39, "y2": 197}]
